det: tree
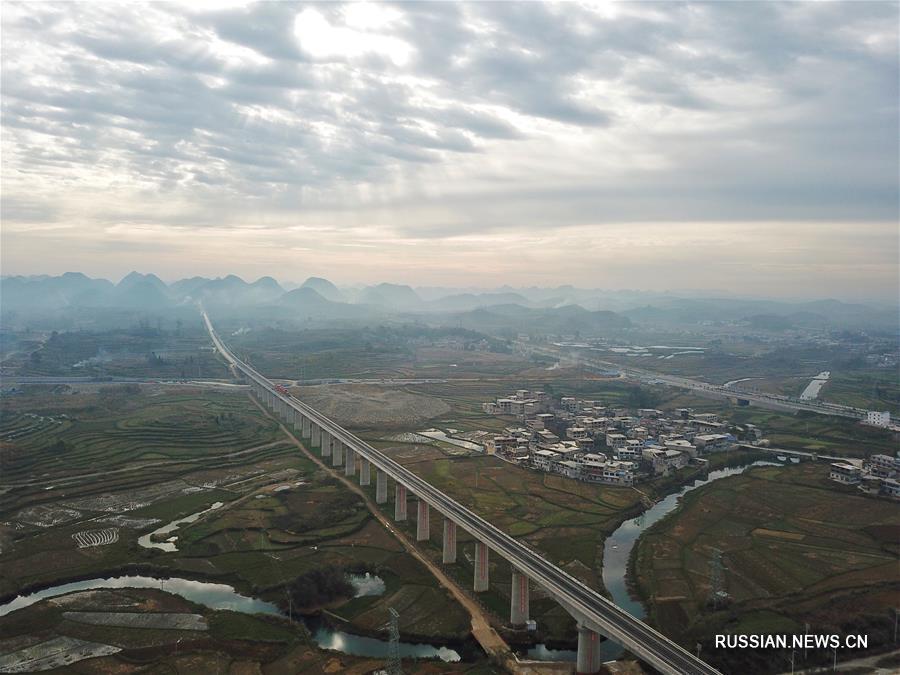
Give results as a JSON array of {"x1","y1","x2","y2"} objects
[{"x1": 286, "y1": 568, "x2": 354, "y2": 611}]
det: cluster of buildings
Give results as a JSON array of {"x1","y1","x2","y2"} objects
[
  {"x1": 482, "y1": 390, "x2": 753, "y2": 486},
  {"x1": 829, "y1": 454, "x2": 900, "y2": 499}
]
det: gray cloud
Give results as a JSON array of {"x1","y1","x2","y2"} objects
[{"x1": 0, "y1": 1, "x2": 897, "y2": 297}]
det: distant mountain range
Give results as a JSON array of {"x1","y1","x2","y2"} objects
[{"x1": 1, "y1": 272, "x2": 894, "y2": 332}]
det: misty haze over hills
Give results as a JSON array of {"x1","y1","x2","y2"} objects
[{"x1": 1, "y1": 272, "x2": 896, "y2": 333}]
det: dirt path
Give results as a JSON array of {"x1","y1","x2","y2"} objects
[{"x1": 250, "y1": 395, "x2": 573, "y2": 674}]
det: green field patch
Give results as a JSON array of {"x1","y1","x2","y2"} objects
[{"x1": 209, "y1": 611, "x2": 298, "y2": 643}]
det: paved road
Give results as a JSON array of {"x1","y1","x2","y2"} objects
[{"x1": 203, "y1": 310, "x2": 722, "y2": 675}]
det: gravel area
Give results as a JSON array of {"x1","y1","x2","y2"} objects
[{"x1": 62, "y1": 611, "x2": 208, "y2": 630}]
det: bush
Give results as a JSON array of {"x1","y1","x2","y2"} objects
[{"x1": 287, "y1": 567, "x2": 354, "y2": 610}]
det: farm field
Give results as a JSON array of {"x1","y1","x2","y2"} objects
[
  {"x1": 0, "y1": 386, "x2": 478, "y2": 671},
  {"x1": 633, "y1": 462, "x2": 900, "y2": 674}
]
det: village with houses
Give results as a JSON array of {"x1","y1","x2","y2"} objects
[
  {"x1": 476, "y1": 389, "x2": 900, "y2": 501},
  {"x1": 480, "y1": 388, "x2": 762, "y2": 487}
]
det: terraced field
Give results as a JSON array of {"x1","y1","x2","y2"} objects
[{"x1": 0, "y1": 388, "x2": 282, "y2": 487}]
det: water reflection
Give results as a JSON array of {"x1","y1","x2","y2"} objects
[
  {"x1": 137, "y1": 502, "x2": 224, "y2": 552},
  {"x1": 313, "y1": 624, "x2": 460, "y2": 661},
  {"x1": 0, "y1": 575, "x2": 279, "y2": 618},
  {"x1": 0, "y1": 575, "x2": 460, "y2": 662}
]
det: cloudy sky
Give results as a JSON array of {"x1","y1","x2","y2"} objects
[{"x1": 1, "y1": 1, "x2": 897, "y2": 300}]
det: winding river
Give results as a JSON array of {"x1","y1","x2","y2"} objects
[
  {"x1": 524, "y1": 459, "x2": 778, "y2": 663},
  {"x1": 597, "y1": 460, "x2": 779, "y2": 659},
  {"x1": 0, "y1": 574, "x2": 461, "y2": 662}
]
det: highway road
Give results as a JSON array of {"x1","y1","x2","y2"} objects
[
  {"x1": 203, "y1": 310, "x2": 722, "y2": 675},
  {"x1": 522, "y1": 343, "x2": 866, "y2": 420}
]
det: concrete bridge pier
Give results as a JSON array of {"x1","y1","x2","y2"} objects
[
  {"x1": 344, "y1": 447, "x2": 355, "y2": 476},
  {"x1": 293, "y1": 413, "x2": 303, "y2": 433},
  {"x1": 576, "y1": 623, "x2": 602, "y2": 674},
  {"x1": 359, "y1": 458, "x2": 371, "y2": 486},
  {"x1": 375, "y1": 470, "x2": 388, "y2": 503},
  {"x1": 510, "y1": 568, "x2": 530, "y2": 626},
  {"x1": 332, "y1": 439, "x2": 344, "y2": 466},
  {"x1": 442, "y1": 519, "x2": 457, "y2": 563},
  {"x1": 321, "y1": 431, "x2": 332, "y2": 458},
  {"x1": 395, "y1": 484, "x2": 408, "y2": 521},
  {"x1": 312, "y1": 425, "x2": 321, "y2": 449},
  {"x1": 416, "y1": 500, "x2": 430, "y2": 541},
  {"x1": 302, "y1": 416, "x2": 311, "y2": 438},
  {"x1": 474, "y1": 541, "x2": 489, "y2": 592}
]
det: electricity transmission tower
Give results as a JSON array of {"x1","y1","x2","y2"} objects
[{"x1": 384, "y1": 607, "x2": 402, "y2": 675}]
